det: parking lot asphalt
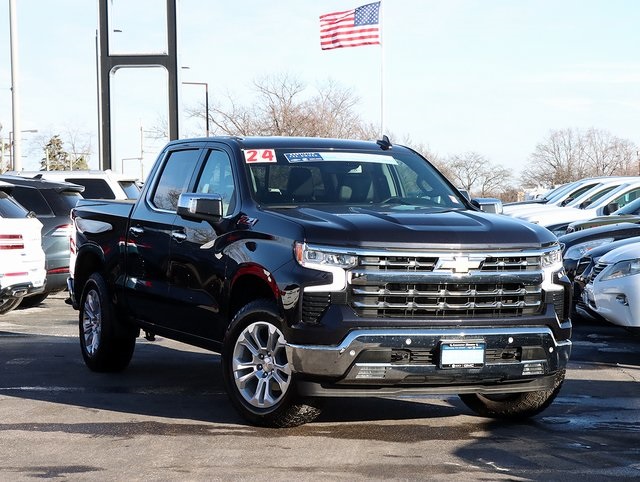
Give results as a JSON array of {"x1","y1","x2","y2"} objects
[{"x1": 0, "y1": 293, "x2": 639, "y2": 481}]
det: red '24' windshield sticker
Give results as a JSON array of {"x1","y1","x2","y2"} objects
[{"x1": 243, "y1": 149, "x2": 277, "y2": 163}]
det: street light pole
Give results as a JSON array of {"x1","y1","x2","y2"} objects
[
  {"x1": 7, "y1": 129, "x2": 37, "y2": 171},
  {"x1": 182, "y1": 81, "x2": 209, "y2": 137},
  {"x1": 9, "y1": 0, "x2": 22, "y2": 170}
]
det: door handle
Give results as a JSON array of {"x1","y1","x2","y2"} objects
[
  {"x1": 171, "y1": 231, "x2": 187, "y2": 242},
  {"x1": 129, "y1": 226, "x2": 144, "y2": 237}
]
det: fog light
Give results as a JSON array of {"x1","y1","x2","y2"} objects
[
  {"x1": 355, "y1": 365, "x2": 387, "y2": 379},
  {"x1": 616, "y1": 294, "x2": 629, "y2": 306},
  {"x1": 522, "y1": 362, "x2": 544, "y2": 376}
]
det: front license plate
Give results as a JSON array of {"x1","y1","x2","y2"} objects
[{"x1": 440, "y1": 341, "x2": 485, "y2": 369}]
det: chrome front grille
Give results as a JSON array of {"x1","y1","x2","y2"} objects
[
  {"x1": 360, "y1": 255, "x2": 438, "y2": 272},
  {"x1": 575, "y1": 258, "x2": 592, "y2": 277},
  {"x1": 590, "y1": 262, "x2": 608, "y2": 281},
  {"x1": 348, "y1": 250, "x2": 546, "y2": 319}
]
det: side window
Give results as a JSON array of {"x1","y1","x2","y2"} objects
[
  {"x1": 194, "y1": 149, "x2": 235, "y2": 215},
  {"x1": 613, "y1": 188, "x2": 640, "y2": 209},
  {"x1": 68, "y1": 178, "x2": 115, "y2": 199},
  {"x1": 0, "y1": 191, "x2": 29, "y2": 218},
  {"x1": 152, "y1": 149, "x2": 201, "y2": 211},
  {"x1": 10, "y1": 186, "x2": 53, "y2": 215}
]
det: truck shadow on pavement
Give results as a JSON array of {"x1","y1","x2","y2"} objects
[
  {"x1": 0, "y1": 323, "x2": 638, "y2": 437},
  {"x1": 0, "y1": 332, "x2": 466, "y2": 429}
]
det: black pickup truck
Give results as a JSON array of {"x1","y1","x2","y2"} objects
[{"x1": 68, "y1": 136, "x2": 571, "y2": 427}]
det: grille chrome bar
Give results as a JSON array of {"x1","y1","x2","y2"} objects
[
  {"x1": 349, "y1": 270, "x2": 543, "y2": 285},
  {"x1": 352, "y1": 300, "x2": 542, "y2": 311},
  {"x1": 352, "y1": 286, "x2": 542, "y2": 297}
]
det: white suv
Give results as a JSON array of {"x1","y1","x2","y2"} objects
[
  {"x1": 6, "y1": 170, "x2": 141, "y2": 200},
  {"x1": 0, "y1": 181, "x2": 46, "y2": 314}
]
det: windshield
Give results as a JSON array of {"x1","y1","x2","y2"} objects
[
  {"x1": 543, "y1": 182, "x2": 576, "y2": 202},
  {"x1": 245, "y1": 149, "x2": 465, "y2": 209}
]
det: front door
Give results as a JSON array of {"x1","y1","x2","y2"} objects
[
  {"x1": 123, "y1": 147, "x2": 203, "y2": 328},
  {"x1": 164, "y1": 147, "x2": 238, "y2": 342}
]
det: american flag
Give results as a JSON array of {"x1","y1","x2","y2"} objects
[{"x1": 320, "y1": 2, "x2": 381, "y2": 51}]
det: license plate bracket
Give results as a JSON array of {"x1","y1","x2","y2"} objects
[{"x1": 440, "y1": 340, "x2": 485, "y2": 369}]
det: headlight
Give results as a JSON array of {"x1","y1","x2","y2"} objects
[
  {"x1": 294, "y1": 242, "x2": 357, "y2": 269},
  {"x1": 294, "y1": 242, "x2": 357, "y2": 292},
  {"x1": 563, "y1": 238, "x2": 614, "y2": 261},
  {"x1": 541, "y1": 247, "x2": 562, "y2": 268},
  {"x1": 600, "y1": 259, "x2": 640, "y2": 281}
]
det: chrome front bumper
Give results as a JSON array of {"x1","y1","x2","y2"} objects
[{"x1": 286, "y1": 327, "x2": 571, "y2": 395}]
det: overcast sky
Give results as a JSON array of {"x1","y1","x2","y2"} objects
[{"x1": 1, "y1": 0, "x2": 639, "y2": 179}]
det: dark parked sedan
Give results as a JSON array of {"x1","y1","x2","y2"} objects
[
  {"x1": 0, "y1": 174, "x2": 84, "y2": 306},
  {"x1": 559, "y1": 222, "x2": 640, "y2": 281}
]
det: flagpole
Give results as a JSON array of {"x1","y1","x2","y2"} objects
[{"x1": 379, "y1": 1, "x2": 385, "y2": 137}]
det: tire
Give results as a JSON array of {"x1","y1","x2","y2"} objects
[
  {"x1": 79, "y1": 272, "x2": 136, "y2": 372},
  {"x1": 221, "y1": 299, "x2": 322, "y2": 428},
  {"x1": 0, "y1": 297, "x2": 22, "y2": 315},
  {"x1": 19, "y1": 292, "x2": 49, "y2": 308},
  {"x1": 459, "y1": 369, "x2": 566, "y2": 419}
]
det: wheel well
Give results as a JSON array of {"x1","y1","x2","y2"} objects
[
  {"x1": 74, "y1": 251, "x2": 104, "y2": 298},
  {"x1": 228, "y1": 275, "x2": 277, "y2": 321}
]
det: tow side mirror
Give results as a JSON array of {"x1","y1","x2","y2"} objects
[
  {"x1": 471, "y1": 197, "x2": 503, "y2": 214},
  {"x1": 177, "y1": 193, "x2": 223, "y2": 222}
]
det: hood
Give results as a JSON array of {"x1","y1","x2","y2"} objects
[
  {"x1": 599, "y1": 242, "x2": 640, "y2": 264},
  {"x1": 269, "y1": 205, "x2": 556, "y2": 249}
]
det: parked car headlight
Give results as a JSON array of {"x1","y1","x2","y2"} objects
[
  {"x1": 600, "y1": 259, "x2": 640, "y2": 281},
  {"x1": 564, "y1": 238, "x2": 614, "y2": 261}
]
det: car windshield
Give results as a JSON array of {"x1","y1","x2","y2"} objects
[
  {"x1": 246, "y1": 148, "x2": 465, "y2": 209},
  {"x1": 543, "y1": 182, "x2": 576, "y2": 202}
]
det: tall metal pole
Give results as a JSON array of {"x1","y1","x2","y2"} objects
[
  {"x1": 9, "y1": 0, "x2": 22, "y2": 171},
  {"x1": 182, "y1": 81, "x2": 209, "y2": 137},
  {"x1": 97, "y1": 0, "x2": 179, "y2": 170}
]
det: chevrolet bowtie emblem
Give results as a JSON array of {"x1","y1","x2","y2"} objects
[
  {"x1": 436, "y1": 255, "x2": 483, "y2": 273},
  {"x1": 453, "y1": 256, "x2": 471, "y2": 273}
]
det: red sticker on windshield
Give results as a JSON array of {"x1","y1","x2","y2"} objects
[{"x1": 243, "y1": 149, "x2": 277, "y2": 163}]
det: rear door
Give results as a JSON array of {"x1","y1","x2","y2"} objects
[{"x1": 123, "y1": 146, "x2": 204, "y2": 327}]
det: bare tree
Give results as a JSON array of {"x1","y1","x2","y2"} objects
[
  {"x1": 399, "y1": 137, "x2": 444, "y2": 168},
  {"x1": 583, "y1": 128, "x2": 638, "y2": 176},
  {"x1": 185, "y1": 74, "x2": 378, "y2": 140},
  {"x1": 63, "y1": 128, "x2": 92, "y2": 169},
  {"x1": 521, "y1": 128, "x2": 589, "y2": 187},
  {"x1": 520, "y1": 128, "x2": 638, "y2": 187},
  {"x1": 445, "y1": 152, "x2": 513, "y2": 197},
  {"x1": 35, "y1": 130, "x2": 90, "y2": 171}
]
